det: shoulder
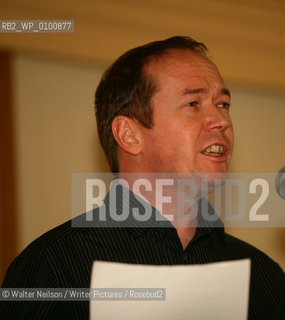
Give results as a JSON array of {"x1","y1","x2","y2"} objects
[
  {"x1": 222, "y1": 234, "x2": 284, "y2": 298},
  {"x1": 222, "y1": 232, "x2": 283, "y2": 270},
  {"x1": 1, "y1": 216, "x2": 93, "y2": 318},
  {"x1": 11, "y1": 216, "x2": 87, "y2": 260},
  {"x1": 8, "y1": 210, "x2": 115, "y2": 260},
  {"x1": 221, "y1": 233, "x2": 285, "y2": 318},
  {"x1": 1, "y1": 211, "x2": 113, "y2": 287},
  {"x1": 209, "y1": 231, "x2": 284, "y2": 285}
]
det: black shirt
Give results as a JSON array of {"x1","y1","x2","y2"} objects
[{"x1": 1, "y1": 192, "x2": 284, "y2": 319}]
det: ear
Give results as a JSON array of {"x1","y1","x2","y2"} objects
[{"x1": 112, "y1": 116, "x2": 142, "y2": 155}]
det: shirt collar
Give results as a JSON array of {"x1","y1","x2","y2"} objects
[
  {"x1": 103, "y1": 182, "x2": 224, "y2": 239},
  {"x1": 127, "y1": 197, "x2": 224, "y2": 239}
]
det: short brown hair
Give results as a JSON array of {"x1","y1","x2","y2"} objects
[{"x1": 95, "y1": 36, "x2": 208, "y2": 172}]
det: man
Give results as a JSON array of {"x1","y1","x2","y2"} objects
[{"x1": 1, "y1": 36, "x2": 284, "y2": 319}]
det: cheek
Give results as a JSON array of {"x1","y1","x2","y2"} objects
[
  {"x1": 167, "y1": 127, "x2": 198, "y2": 162},
  {"x1": 174, "y1": 124, "x2": 200, "y2": 148},
  {"x1": 147, "y1": 128, "x2": 181, "y2": 162},
  {"x1": 146, "y1": 119, "x2": 199, "y2": 155},
  {"x1": 230, "y1": 128, "x2": 234, "y2": 146},
  {"x1": 227, "y1": 127, "x2": 234, "y2": 152}
]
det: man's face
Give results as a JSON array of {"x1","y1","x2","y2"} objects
[{"x1": 139, "y1": 49, "x2": 234, "y2": 175}]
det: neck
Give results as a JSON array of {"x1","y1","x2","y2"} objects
[
  {"x1": 118, "y1": 174, "x2": 199, "y2": 249},
  {"x1": 176, "y1": 227, "x2": 197, "y2": 250}
]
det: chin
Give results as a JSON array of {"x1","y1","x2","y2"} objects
[{"x1": 192, "y1": 168, "x2": 228, "y2": 196}]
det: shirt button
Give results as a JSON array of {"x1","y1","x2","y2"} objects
[{"x1": 183, "y1": 253, "x2": 188, "y2": 263}]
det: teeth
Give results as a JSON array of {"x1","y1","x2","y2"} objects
[{"x1": 204, "y1": 144, "x2": 223, "y2": 156}]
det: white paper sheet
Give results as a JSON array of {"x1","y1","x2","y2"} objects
[{"x1": 90, "y1": 259, "x2": 250, "y2": 320}]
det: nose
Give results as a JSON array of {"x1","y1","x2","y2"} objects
[{"x1": 203, "y1": 105, "x2": 232, "y2": 132}]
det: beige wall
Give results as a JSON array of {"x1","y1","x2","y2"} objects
[
  {"x1": 12, "y1": 53, "x2": 285, "y2": 269},
  {"x1": 227, "y1": 85, "x2": 285, "y2": 269},
  {"x1": 12, "y1": 54, "x2": 109, "y2": 249},
  {"x1": 1, "y1": 0, "x2": 285, "y2": 90}
]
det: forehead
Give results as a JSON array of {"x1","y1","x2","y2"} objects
[{"x1": 146, "y1": 49, "x2": 225, "y2": 91}]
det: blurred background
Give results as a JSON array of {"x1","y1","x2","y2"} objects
[{"x1": 0, "y1": 0, "x2": 284, "y2": 283}]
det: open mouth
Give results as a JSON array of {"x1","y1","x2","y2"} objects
[{"x1": 202, "y1": 144, "x2": 225, "y2": 157}]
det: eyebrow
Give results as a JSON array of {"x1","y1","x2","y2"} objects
[
  {"x1": 221, "y1": 88, "x2": 231, "y2": 98},
  {"x1": 181, "y1": 88, "x2": 231, "y2": 98}
]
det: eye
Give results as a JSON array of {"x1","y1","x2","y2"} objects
[
  {"x1": 186, "y1": 101, "x2": 198, "y2": 107},
  {"x1": 217, "y1": 102, "x2": 230, "y2": 109}
]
